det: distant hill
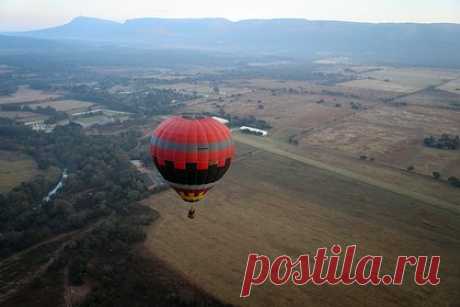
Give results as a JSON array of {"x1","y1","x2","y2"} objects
[
  {"x1": 0, "y1": 34, "x2": 60, "y2": 50},
  {"x1": 5, "y1": 17, "x2": 460, "y2": 67}
]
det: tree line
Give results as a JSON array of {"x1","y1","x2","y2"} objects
[
  {"x1": 424, "y1": 134, "x2": 460, "y2": 150},
  {"x1": 0, "y1": 120, "x2": 150, "y2": 258}
]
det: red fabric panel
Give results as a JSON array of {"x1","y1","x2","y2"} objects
[
  {"x1": 153, "y1": 117, "x2": 231, "y2": 144},
  {"x1": 151, "y1": 116, "x2": 235, "y2": 171},
  {"x1": 151, "y1": 146, "x2": 234, "y2": 167}
]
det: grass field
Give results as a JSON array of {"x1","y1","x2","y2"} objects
[
  {"x1": 338, "y1": 67, "x2": 460, "y2": 94},
  {"x1": 0, "y1": 86, "x2": 59, "y2": 105},
  {"x1": 181, "y1": 81, "x2": 381, "y2": 142},
  {"x1": 394, "y1": 88, "x2": 460, "y2": 108},
  {"x1": 144, "y1": 141, "x2": 460, "y2": 307},
  {"x1": 0, "y1": 111, "x2": 48, "y2": 122},
  {"x1": 0, "y1": 150, "x2": 40, "y2": 193},
  {"x1": 154, "y1": 81, "x2": 250, "y2": 97},
  {"x1": 437, "y1": 78, "x2": 460, "y2": 94},
  {"x1": 179, "y1": 70, "x2": 460, "y2": 178},
  {"x1": 361, "y1": 67, "x2": 460, "y2": 90},
  {"x1": 301, "y1": 105, "x2": 460, "y2": 175},
  {"x1": 30, "y1": 99, "x2": 95, "y2": 113},
  {"x1": 234, "y1": 133, "x2": 460, "y2": 206},
  {"x1": 338, "y1": 79, "x2": 415, "y2": 93}
]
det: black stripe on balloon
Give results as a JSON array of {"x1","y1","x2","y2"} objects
[{"x1": 154, "y1": 158, "x2": 231, "y2": 185}]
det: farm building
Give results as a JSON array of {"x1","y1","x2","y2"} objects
[
  {"x1": 212, "y1": 116, "x2": 230, "y2": 125},
  {"x1": 239, "y1": 126, "x2": 268, "y2": 136},
  {"x1": 24, "y1": 120, "x2": 54, "y2": 133},
  {"x1": 71, "y1": 109, "x2": 104, "y2": 118}
]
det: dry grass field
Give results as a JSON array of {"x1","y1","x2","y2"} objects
[
  {"x1": 437, "y1": 78, "x2": 460, "y2": 95},
  {"x1": 178, "y1": 69, "x2": 460, "y2": 178},
  {"x1": 409, "y1": 147, "x2": 460, "y2": 178},
  {"x1": 301, "y1": 105, "x2": 460, "y2": 175},
  {"x1": 154, "y1": 81, "x2": 251, "y2": 97},
  {"x1": 29, "y1": 99, "x2": 95, "y2": 114},
  {"x1": 232, "y1": 133, "x2": 460, "y2": 206},
  {"x1": 182, "y1": 83, "x2": 384, "y2": 142},
  {"x1": 338, "y1": 67, "x2": 460, "y2": 96},
  {"x1": 155, "y1": 82, "x2": 215, "y2": 96},
  {"x1": 394, "y1": 88, "x2": 460, "y2": 108},
  {"x1": 303, "y1": 119, "x2": 411, "y2": 156},
  {"x1": 361, "y1": 67, "x2": 460, "y2": 90},
  {"x1": 338, "y1": 79, "x2": 416, "y2": 93},
  {"x1": 143, "y1": 142, "x2": 460, "y2": 307},
  {"x1": 0, "y1": 150, "x2": 40, "y2": 193},
  {"x1": 0, "y1": 111, "x2": 48, "y2": 122},
  {"x1": 0, "y1": 86, "x2": 59, "y2": 105}
]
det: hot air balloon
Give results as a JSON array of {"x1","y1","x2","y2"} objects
[{"x1": 150, "y1": 114, "x2": 235, "y2": 218}]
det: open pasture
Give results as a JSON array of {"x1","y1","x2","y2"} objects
[
  {"x1": 154, "y1": 81, "x2": 251, "y2": 97},
  {"x1": 302, "y1": 119, "x2": 411, "y2": 158},
  {"x1": 177, "y1": 68, "x2": 460, "y2": 180},
  {"x1": 361, "y1": 67, "x2": 460, "y2": 90},
  {"x1": 338, "y1": 67, "x2": 460, "y2": 94},
  {"x1": 0, "y1": 86, "x2": 59, "y2": 105},
  {"x1": 144, "y1": 142, "x2": 460, "y2": 307},
  {"x1": 409, "y1": 147, "x2": 460, "y2": 179},
  {"x1": 181, "y1": 82, "x2": 386, "y2": 142},
  {"x1": 301, "y1": 105, "x2": 460, "y2": 175},
  {"x1": 338, "y1": 79, "x2": 415, "y2": 93},
  {"x1": 154, "y1": 82, "x2": 215, "y2": 96},
  {"x1": 357, "y1": 105, "x2": 460, "y2": 136},
  {"x1": 0, "y1": 111, "x2": 48, "y2": 122},
  {"x1": 0, "y1": 150, "x2": 40, "y2": 193},
  {"x1": 232, "y1": 132, "x2": 460, "y2": 206},
  {"x1": 30, "y1": 99, "x2": 95, "y2": 114},
  {"x1": 437, "y1": 78, "x2": 460, "y2": 94},
  {"x1": 394, "y1": 88, "x2": 460, "y2": 108}
]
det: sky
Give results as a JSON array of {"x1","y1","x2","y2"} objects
[{"x1": 1, "y1": 0, "x2": 459, "y2": 31}]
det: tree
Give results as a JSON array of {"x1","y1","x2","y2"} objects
[
  {"x1": 407, "y1": 166, "x2": 415, "y2": 172},
  {"x1": 448, "y1": 176, "x2": 460, "y2": 188},
  {"x1": 53, "y1": 199, "x2": 75, "y2": 217},
  {"x1": 127, "y1": 190, "x2": 140, "y2": 202},
  {"x1": 432, "y1": 172, "x2": 441, "y2": 180},
  {"x1": 69, "y1": 257, "x2": 86, "y2": 285}
]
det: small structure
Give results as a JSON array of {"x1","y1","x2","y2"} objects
[
  {"x1": 24, "y1": 120, "x2": 55, "y2": 133},
  {"x1": 212, "y1": 116, "x2": 229, "y2": 125},
  {"x1": 71, "y1": 109, "x2": 104, "y2": 118},
  {"x1": 70, "y1": 109, "x2": 133, "y2": 128},
  {"x1": 239, "y1": 126, "x2": 268, "y2": 136}
]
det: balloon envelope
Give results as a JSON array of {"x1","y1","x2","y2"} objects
[{"x1": 150, "y1": 115, "x2": 234, "y2": 202}]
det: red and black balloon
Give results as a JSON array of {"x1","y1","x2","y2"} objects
[{"x1": 150, "y1": 115, "x2": 234, "y2": 203}]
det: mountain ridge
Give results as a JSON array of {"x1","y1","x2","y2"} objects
[{"x1": 4, "y1": 16, "x2": 460, "y2": 67}]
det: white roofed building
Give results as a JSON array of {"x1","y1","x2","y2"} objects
[
  {"x1": 239, "y1": 126, "x2": 268, "y2": 136},
  {"x1": 212, "y1": 116, "x2": 229, "y2": 125}
]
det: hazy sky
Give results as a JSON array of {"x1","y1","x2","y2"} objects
[{"x1": 1, "y1": 0, "x2": 459, "y2": 31}]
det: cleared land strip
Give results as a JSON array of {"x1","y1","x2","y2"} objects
[{"x1": 233, "y1": 133, "x2": 460, "y2": 214}]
